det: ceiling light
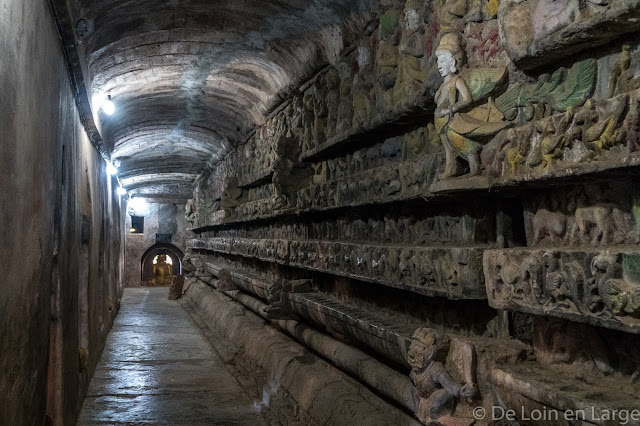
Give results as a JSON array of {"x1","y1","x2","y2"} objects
[
  {"x1": 106, "y1": 162, "x2": 118, "y2": 176},
  {"x1": 102, "y1": 94, "x2": 115, "y2": 115},
  {"x1": 129, "y1": 197, "x2": 149, "y2": 215}
]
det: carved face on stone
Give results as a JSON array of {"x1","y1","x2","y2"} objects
[{"x1": 436, "y1": 50, "x2": 457, "y2": 77}]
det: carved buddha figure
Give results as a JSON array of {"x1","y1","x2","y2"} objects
[
  {"x1": 393, "y1": 0, "x2": 427, "y2": 107},
  {"x1": 153, "y1": 255, "x2": 173, "y2": 286}
]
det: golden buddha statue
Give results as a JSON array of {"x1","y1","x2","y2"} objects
[{"x1": 153, "y1": 254, "x2": 173, "y2": 286}]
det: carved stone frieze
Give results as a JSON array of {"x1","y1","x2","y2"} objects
[
  {"x1": 482, "y1": 90, "x2": 640, "y2": 182},
  {"x1": 189, "y1": 237, "x2": 488, "y2": 299},
  {"x1": 523, "y1": 182, "x2": 639, "y2": 247},
  {"x1": 484, "y1": 247, "x2": 640, "y2": 333}
]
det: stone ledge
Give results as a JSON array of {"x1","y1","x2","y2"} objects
[{"x1": 289, "y1": 292, "x2": 418, "y2": 366}]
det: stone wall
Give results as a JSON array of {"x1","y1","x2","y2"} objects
[
  {"x1": 124, "y1": 202, "x2": 188, "y2": 286},
  {"x1": 0, "y1": 1, "x2": 125, "y2": 425},
  {"x1": 184, "y1": 0, "x2": 640, "y2": 424}
]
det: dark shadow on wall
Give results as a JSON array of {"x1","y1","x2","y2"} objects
[{"x1": 140, "y1": 243, "x2": 184, "y2": 286}]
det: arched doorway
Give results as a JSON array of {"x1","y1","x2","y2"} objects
[{"x1": 140, "y1": 243, "x2": 184, "y2": 286}]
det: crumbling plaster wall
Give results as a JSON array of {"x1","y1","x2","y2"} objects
[{"x1": 0, "y1": 0, "x2": 125, "y2": 425}]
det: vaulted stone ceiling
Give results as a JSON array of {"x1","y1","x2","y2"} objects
[{"x1": 72, "y1": 0, "x2": 376, "y2": 199}]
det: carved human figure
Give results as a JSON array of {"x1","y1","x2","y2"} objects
[
  {"x1": 313, "y1": 77, "x2": 328, "y2": 145},
  {"x1": 221, "y1": 177, "x2": 243, "y2": 217},
  {"x1": 325, "y1": 69, "x2": 340, "y2": 139},
  {"x1": 393, "y1": 0, "x2": 427, "y2": 107},
  {"x1": 376, "y1": 8, "x2": 401, "y2": 111},
  {"x1": 302, "y1": 91, "x2": 315, "y2": 153},
  {"x1": 336, "y1": 63, "x2": 354, "y2": 134},
  {"x1": 434, "y1": 33, "x2": 509, "y2": 179},
  {"x1": 352, "y1": 44, "x2": 374, "y2": 128},
  {"x1": 408, "y1": 328, "x2": 477, "y2": 423}
]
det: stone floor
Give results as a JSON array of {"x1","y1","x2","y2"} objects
[{"x1": 77, "y1": 287, "x2": 267, "y2": 425}]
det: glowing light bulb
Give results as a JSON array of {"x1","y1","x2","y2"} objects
[
  {"x1": 129, "y1": 197, "x2": 148, "y2": 215},
  {"x1": 102, "y1": 95, "x2": 115, "y2": 115},
  {"x1": 106, "y1": 162, "x2": 118, "y2": 176}
]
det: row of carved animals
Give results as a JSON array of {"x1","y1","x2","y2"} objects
[{"x1": 486, "y1": 249, "x2": 640, "y2": 333}]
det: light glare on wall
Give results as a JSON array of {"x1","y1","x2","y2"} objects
[
  {"x1": 117, "y1": 186, "x2": 127, "y2": 196},
  {"x1": 129, "y1": 197, "x2": 148, "y2": 215}
]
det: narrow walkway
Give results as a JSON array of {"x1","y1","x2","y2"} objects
[{"x1": 78, "y1": 288, "x2": 266, "y2": 425}]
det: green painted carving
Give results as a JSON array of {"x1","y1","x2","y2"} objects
[
  {"x1": 496, "y1": 59, "x2": 597, "y2": 121},
  {"x1": 460, "y1": 67, "x2": 508, "y2": 103},
  {"x1": 380, "y1": 8, "x2": 401, "y2": 35}
]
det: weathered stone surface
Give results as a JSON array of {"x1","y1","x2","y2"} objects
[
  {"x1": 491, "y1": 362, "x2": 640, "y2": 426},
  {"x1": 484, "y1": 247, "x2": 640, "y2": 333},
  {"x1": 0, "y1": 1, "x2": 125, "y2": 425},
  {"x1": 289, "y1": 292, "x2": 418, "y2": 366},
  {"x1": 499, "y1": 0, "x2": 640, "y2": 70}
]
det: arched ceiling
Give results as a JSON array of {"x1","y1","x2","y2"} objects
[{"x1": 73, "y1": 0, "x2": 375, "y2": 200}]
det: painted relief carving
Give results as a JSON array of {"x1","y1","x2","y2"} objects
[
  {"x1": 352, "y1": 43, "x2": 374, "y2": 128},
  {"x1": 434, "y1": 33, "x2": 509, "y2": 178},
  {"x1": 376, "y1": 8, "x2": 401, "y2": 111},
  {"x1": 393, "y1": 0, "x2": 429, "y2": 107},
  {"x1": 524, "y1": 184, "x2": 638, "y2": 247}
]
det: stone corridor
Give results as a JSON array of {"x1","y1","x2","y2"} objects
[
  {"x1": 77, "y1": 288, "x2": 266, "y2": 425},
  {"x1": 4, "y1": 0, "x2": 640, "y2": 424}
]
